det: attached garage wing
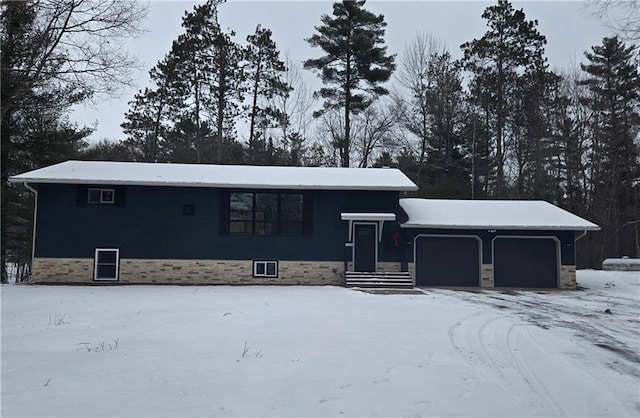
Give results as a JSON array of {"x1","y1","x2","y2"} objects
[
  {"x1": 415, "y1": 236, "x2": 481, "y2": 287},
  {"x1": 493, "y1": 237, "x2": 559, "y2": 288}
]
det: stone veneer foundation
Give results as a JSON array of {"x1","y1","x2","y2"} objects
[
  {"x1": 31, "y1": 257, "x2": 577, "y2": 289},
  {"x1": 481, "y1": 264, "x2": 494, "y2": 287},
  {"x1": 560, "y1": 265, "x2": 577, "y2": 289},
  {"x1": 32, "y1": 258, "x2": 344, "y2": 285}
]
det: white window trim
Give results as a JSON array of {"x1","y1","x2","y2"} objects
[
  {"x1": 88, "y1": 188, "x2": 115, "y2": 204},
  {"x1": 253, "y1": 260, "x2": 278, "y2": 278},
  {"x1": 94, "y1": 248, "x2": 120, "y2": 281}
]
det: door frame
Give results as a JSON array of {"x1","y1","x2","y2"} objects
[
  {"x1": 491, "y1": 235, "x2": 560, "y2": 288},
  {"x1": 413, "y1": 234, "x2": 482, "y2": 287},
  {"x1": 352, "y1": 222, "x2": 378, "y2": 272}
]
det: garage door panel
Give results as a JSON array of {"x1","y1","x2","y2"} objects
[
  {"x1": 494, "y1": 238, "x2": 558, "y2": 288},
  {"x1": 415, "y1": 236, "x2": 480, "y2": 287}
]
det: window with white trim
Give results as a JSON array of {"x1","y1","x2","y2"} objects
[
  {"x1": 253, "y1": 260, "x2": 278, "y2": 278},
  {"x1": 88, "y1": 188, "x2": 115, "y2": 204},
  {"x1": 94, "y1": 249, "x2": 120, "y2": 281}
]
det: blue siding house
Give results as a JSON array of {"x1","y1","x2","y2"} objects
[{"x1": 10, "y1": 160, "x2": 599, "y2": 289}]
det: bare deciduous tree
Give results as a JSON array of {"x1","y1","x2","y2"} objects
[
  {"x1": 269, "y1": 55, "x2": 317, "y2": 152},
  {"x1": 1, "y1": 0, "x2": 147, "y2": 120},
  {"x1": 394, "y1": 32, "x2": 445, "y2": 177},
  {"x1": 1, "y1": 0, "x2": 147, "y2": 282},
  {"x1": 585, "y1": 0, "x2": 640, "y2": 41},
  {"x1": 352, "y1": 100, "x2": 401, "y2": 168}
]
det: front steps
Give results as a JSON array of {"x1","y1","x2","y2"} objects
[{"x1": 345, "y1": 271, "x2": 413, "y2": 288}]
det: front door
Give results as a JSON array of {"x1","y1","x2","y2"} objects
[{"x1": 354, "y1": 223, "x2": 377, "y2": 272}]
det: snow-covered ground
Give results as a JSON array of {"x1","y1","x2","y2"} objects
[{"x1": 2, "y1": 270, "x2": 639, "y2": 417}]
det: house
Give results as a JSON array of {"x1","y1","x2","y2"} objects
[{"x1": 9, "y1": 160, "x2": 599, "y2": 289}]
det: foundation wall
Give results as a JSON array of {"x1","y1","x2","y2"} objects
[
  {"x1": 31, "y1": 258, "x2": 578, "y2": 289},
  {"x1": 32, "y1": 258, "x2": 344, "y2": 286},
  {"x1": 481, "y1": 264, "x2": 494, "y2": 288},
  {"x1": 560, "y1": 265, "x2": 577, "y2": 289}
]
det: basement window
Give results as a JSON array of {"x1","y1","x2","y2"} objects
[
  {"x1": 88, "y1": 188, "x2": 115, "y2": 204},
  {"x1": 253, "y1": 260, "x2": 278, "y2": 278},
  {"x1": 94, "y1": 249, "x2": 120, "y2": 281}
]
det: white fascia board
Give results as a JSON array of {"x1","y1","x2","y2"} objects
[
  {"x1": 8, "y1": 177, "x2": 417, "y2": 191},
  {"x1": 341, "y1": 213, "x2": 397, "y2": 221},
  {"x1": 400, "y1": 223, "x2": 601, "y2": 231}
]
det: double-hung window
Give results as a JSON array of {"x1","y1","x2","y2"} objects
[{"x1": 94, "y1": 249, "x2": 119, "y2": 281}]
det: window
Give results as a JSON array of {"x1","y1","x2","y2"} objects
[
  {"x1": 253, "y1": 260, "x2": 278, "y2": 278},
  {"x1": 229, "y1": 192, "x2": 304, "y2": 236},
  {"x1": 94, "y1": 249, "x2": 119, "y2": 281},
  {"x1": 230, "y1": 192, "x2": 254, "y2": 235},
  {"x1": 88, "y1": 188, "x2": 115, "y2": 204}
]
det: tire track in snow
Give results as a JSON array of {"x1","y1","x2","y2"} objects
[
  {"x1": 521, "y1": 325, "x2": 638, "y2": 417},
  {"x1": 449, "y1": 311, "x2": 565, "y2": 416},
  {"x1": 505, "y1": 324, "x2": 565, "y2": 416},
  {"x1": 448, "y1": 312, "x2": 526, "y2": 412}
]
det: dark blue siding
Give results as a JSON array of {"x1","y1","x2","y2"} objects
[{"x1": 35, "y1": 184, "x2": 401, "y2": 262}]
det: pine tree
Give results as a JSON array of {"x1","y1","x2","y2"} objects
[
  {"x1": 461, "y1": 0, "x2": 547, "y2": 197},
  {"x1": 304, "y1": 0, "x2": 395, "y2": 167},
  {"x1": 511, "y1": 64, "x2": 560, "y2": 201},
  {"x1": 245, "y1": 25, "x2": 290, "y2": 146},
  {"x1": 121, "y1": 0, "x2": 246, "y2": 164},
  {"x1": 580, "y1": 36, "x2": 640, "y2": 262}
]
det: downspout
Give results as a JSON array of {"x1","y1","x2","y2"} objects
[
  {"x1": 24, "y1": 182, "x2": 37, "y2": 280},
  {"x1": 573, "y1": 230, "x2": 588, "y2": 273}
]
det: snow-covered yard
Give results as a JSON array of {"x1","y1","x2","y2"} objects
[{"x1": 2, "y1": 270, "x2": 639, "y2": 417}]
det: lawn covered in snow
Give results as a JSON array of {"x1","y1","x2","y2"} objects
[{"x1": 2, "y1": 270, "x2": 639, "y2": 417}]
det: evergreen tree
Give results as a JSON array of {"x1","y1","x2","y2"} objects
[
  {"x1": 304, "y1": 0, "x2": 395, "y2": 167},
  {"x1": 580, "y1": 36, "x2": 640, "y2": 263},
  {"x1": 172, "y1": 1, "x2": 245, "y2": 163},
  {"x1": 121, "y1": 0, "x2": 246, "y2": 164},
  {"x1": 461, "y1": 0, "x2": 547, "y2": 197},
  {"x1": 4, "y1": 90, "x2": 91, "y2": 282},
  {"x1": 510, "y1": 64, "x2": 560, "y2": 201},
  {"x1": 245, "y1": 25, "x2": 291, "y2": 147}
]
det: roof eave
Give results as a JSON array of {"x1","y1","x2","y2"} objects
[
  {"x1": 400, "y1": 223, "x2": 601, "y2": 231},
  {"x1": 8, "y1": 177, "x2": 418, "y2": 191}
]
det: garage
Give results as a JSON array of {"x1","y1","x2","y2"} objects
[
  {"x1": 493, "y1": 237, "x2": 558, "y2": 288},
  {"x1": 415, "y1": 236, "x2": 480, "y2": 286},
  {"x1": 400, "y1": 198, "x2": 600, "y2": 289}
]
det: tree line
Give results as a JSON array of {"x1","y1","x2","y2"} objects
[{"x1": 2, "y1": 0, "x2": 638, "y2": 281}]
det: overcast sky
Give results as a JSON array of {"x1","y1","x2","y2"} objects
[{"x1": 72, "y1": 0, "x2": 620, "y2": 144}]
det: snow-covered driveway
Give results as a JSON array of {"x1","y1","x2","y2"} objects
[{"x1": 2, "y1": 270, "x2": 639, "y2": 417}]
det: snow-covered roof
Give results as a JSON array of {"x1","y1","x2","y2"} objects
[
  {"x1": 400, "y1": 198, "x2": 600, "y2": 231},
  {"x1": 9, "y1": 160, "x2": 418, "y2": 191}
]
